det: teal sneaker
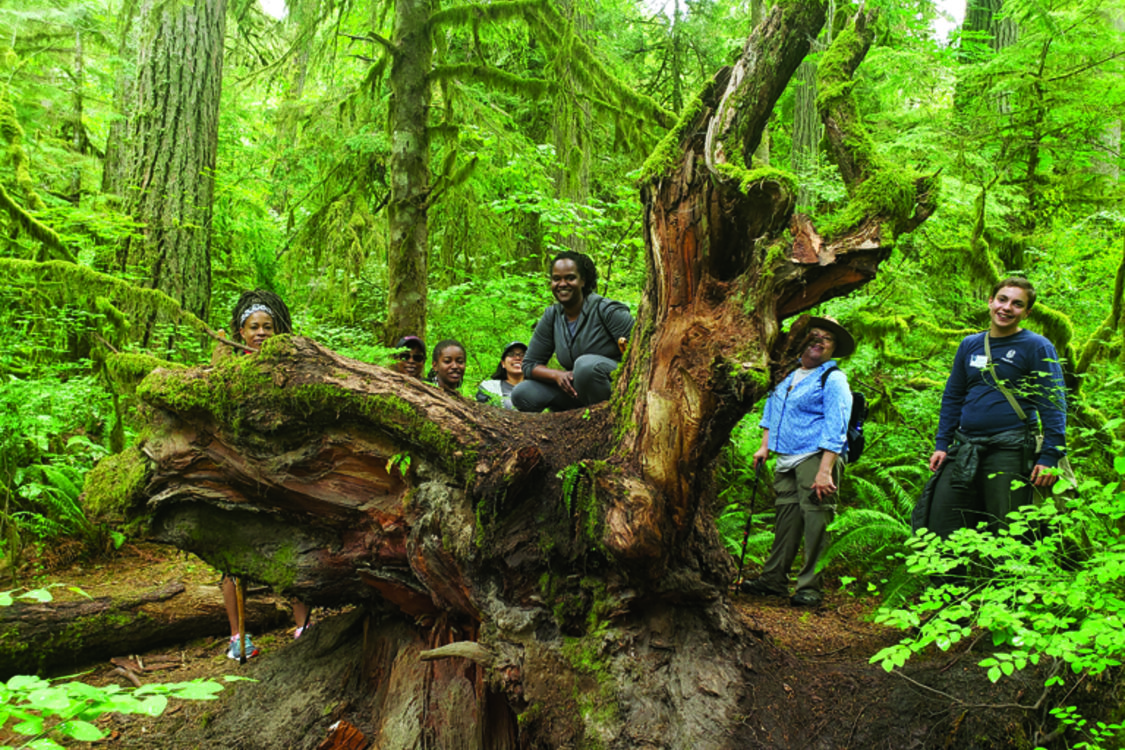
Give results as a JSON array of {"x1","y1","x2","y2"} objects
[{"x1": 227, "y1": 634, "x2": 259, "y2": 660}]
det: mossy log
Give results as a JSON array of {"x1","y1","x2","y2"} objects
[
  {"x1": 0, "y1": 582, "x2": 288, "y2": 678},
  {"x1": 112, "y1": 5, "x2": 1027, "y2": 750}
]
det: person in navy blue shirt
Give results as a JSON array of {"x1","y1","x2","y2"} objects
[
  {"x1": 740, "y1": 317, "x2": 854, "y2": 607},
  {"x1": 925, "y1": 277, "x2": 1066, "y2": 538}
]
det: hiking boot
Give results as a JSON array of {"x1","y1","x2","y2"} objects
[
  {"x1": 789, "y1": 590, "x2": 824, "y2": 607},
  {"x1": 227, "y1": 634, "x2": 259, "y2": 660},
  {"x1": 740, "y1": 578, "x2": 787, "y2": 597}
]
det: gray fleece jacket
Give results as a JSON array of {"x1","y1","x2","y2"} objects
[{"x1": 522, "y1": 292, "x2": 634, "y2": 377}]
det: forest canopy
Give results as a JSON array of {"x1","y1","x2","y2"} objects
[{"x1": 2, "y1": 0, "x2": 1125, "y2": 746}]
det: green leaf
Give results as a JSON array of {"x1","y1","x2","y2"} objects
[
  {"x1": 135, "y1": 696, "x2": 167, "y2": 716},
  {"x1": 987, "y1": 666, "x2": 1001, "y2": 683},
  {"x1": 18, "y1": 589, "x2": 54, "y2": 604},
  {"x1": 12, "y1": 716, "x2": 45, "y2": 735},
  {"x1": 26, "y1": 740, "x2": 65, "y2": 750},
  {"x1": 27, "y1": 687, "x2": 71, "y2": 712},
  {"x1": 56, "y1": 720, "x2": 105, "y2": 741},
  {"x1": 7, "y1": 675, "x2": 47, "y2": 691}
]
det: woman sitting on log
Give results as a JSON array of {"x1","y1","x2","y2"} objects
[
  {"x1": 218, "y1": 289, "x2": 313, "y2": 659},
  {"x1": 512, "y1": 251, "x2": 633, "y2": 412}
]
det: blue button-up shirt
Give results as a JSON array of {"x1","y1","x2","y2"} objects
[{"x1": 760, "y1": 361, "x2": 852, "y2": 456}]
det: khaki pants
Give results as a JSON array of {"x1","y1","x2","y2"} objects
[{"x1": 757, "y1": 453, "x2": 840, "y2": 595}]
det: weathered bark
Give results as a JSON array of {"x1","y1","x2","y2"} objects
[
  {"x1": 0, "y1": 582, "x2": 287, "y2": 678},
  {"x1": 117, "y1": 0, "x2": 227, "y2": 330},
  {"x1": 385, "y1": 0, "x2": 432, "y2": 344},
  {"x1": 129, "y1": 5, "x2": 942, "y2": 748}
]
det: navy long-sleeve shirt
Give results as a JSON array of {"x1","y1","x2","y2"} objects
[{"x1": 935, "y1": 329, "x2": 1067, "y2": 466}]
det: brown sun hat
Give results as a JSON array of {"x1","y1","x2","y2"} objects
[{"x1": 807, "y1": 316, "x2": 856, "y2": 358}]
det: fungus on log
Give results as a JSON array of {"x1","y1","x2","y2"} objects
[{"x1": 128, "y1": 4, "x2": 937, "y2": 747}]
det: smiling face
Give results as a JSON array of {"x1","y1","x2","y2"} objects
[
  {"x1": 988, "y1": 285, "x2": 1031, "y2": 336},
  {"x1": 434, "y1": 345, "x2": 467, "y2": 392},
  {"x1": 239, "y1": 311, "x2": 276, "y2": 349},
  {"x1": 800, "y1": 327, "x2": 837, "y2": 369},
  {"x1": 502, "y1": 347, "x2": 525, "y2": 381},
  {"x1": 550, "y1": 259, "x2": 585, "y2": 312},
  {"x1": 394, "y1": 343, "x2": 426, "y2": 379}
]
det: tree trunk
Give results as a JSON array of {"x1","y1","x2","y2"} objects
[
  {"x1": 67, "y1": 30, "x2": 85, "y2": 204},
  {"x1": 385, "y1": 0, "x2": 433, "y2": 345},
  {"x1": 117, "y1": 0, "x2": 227, "y2": 332},
  {"x1": 0, "y1": 582, "x2": 287, "y2": 678},
  {"x1": 128, "y1": 5, "x2": 944, "y2": 747}
]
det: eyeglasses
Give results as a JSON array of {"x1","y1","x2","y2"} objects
[{"x1": 396, "y1": 353, "x2": 426, "y2": 363}]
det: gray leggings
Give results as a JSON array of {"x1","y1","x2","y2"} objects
[{"x1": 511, "y1": 354, "x2": 619, "y2": 412}]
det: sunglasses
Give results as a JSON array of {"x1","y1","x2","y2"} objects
[{"x1": 396, "y1": 353, "x2": 426, "y2": 363}]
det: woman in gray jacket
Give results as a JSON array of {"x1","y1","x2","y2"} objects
[{"x1": 512, "y1": 251, "x2": 633, "y2": 412}]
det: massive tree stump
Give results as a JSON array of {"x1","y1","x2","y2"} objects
[{"x1": 125, "y1": 4, "x2": 942, "y2": 747}]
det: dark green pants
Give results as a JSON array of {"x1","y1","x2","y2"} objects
[{"x1": 757, "y1": 453, "x2": 839, "y2": 595}]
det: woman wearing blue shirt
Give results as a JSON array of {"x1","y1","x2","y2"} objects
[{"x1": 740, "y1": 317, "x2": 854, "y2": 607}]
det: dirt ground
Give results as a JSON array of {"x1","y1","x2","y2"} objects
[{"x1": 7, "y1": 543, "x2": 1116, "y2": 749}]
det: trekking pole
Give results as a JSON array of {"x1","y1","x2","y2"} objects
[
  {"x1": 235, "y1": 577, "x2": 247, "y2": 665},
  {"x1": 735, "y1": 463, "x2": 764, "y2": 586}
]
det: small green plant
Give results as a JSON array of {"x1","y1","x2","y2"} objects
[
  {"x1": 870, "y1": 454, "x2": 1125, "y2": 749},
  {"x1": 820, "y1": 463, "x2": 930, "y2": 602},
  {"x1": 386, "y1": 453, "x2": 412, "y2": 476},
  {"x1": 0, "y1": 586, "x2": 239, "y2": 749}
]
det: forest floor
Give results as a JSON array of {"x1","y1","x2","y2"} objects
[{"x1": 7, "y1": 543, "x2": 1094, "y2": 749}]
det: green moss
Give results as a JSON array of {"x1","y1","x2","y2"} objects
[
  {"x1": 820, "y1": 166, "x2": 916, "y2": 239},
  {"x1": 214, "y1": 542, "x2": 299, "y2": 592},
  {"x1": 83, "y1": 445, "x2": 150, "y2": 518},
  {"x1": 562, "y1": 623, "x2": 619, "y2": 747},
  {"x1": 137, "y1": 336, "x2": 477, "y2": 478},
  {"x1": 727, "y1": 164, "x2": 798, "y2": 197},
  {"x1": 107, "y1": 352, "x2": 183, "y2": 389},
  {"x1": 638, "y1": 79, "x2": 717, "y2": 183}
]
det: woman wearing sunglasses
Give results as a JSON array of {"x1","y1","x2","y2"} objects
[{"x1": 392, "y1": 336, "x2": 427, "y2": 379}]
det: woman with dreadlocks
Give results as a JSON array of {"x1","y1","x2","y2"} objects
[
  {"x1": 217, "y1": 290, "x2": 312, "y2": 659},
  {"x1": 512, "y1": 251, "x2": 634, "y2": 412}
]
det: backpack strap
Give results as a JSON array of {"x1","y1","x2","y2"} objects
[
  {"x1": 983, "y1": 334, "x2": 1028, "y2": 422},
  {"x1": 819, "y1": 363, "x2": 840, "y2": 389}
]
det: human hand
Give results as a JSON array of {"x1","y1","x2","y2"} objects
[
  {"x1": 1030, "y1": 464, "x2": 1058, "y2": 488},
  {"x1": 811, "y1": 469, "x2": 836, "y2": 501},
  {"x1": 928, "y1": 450, "x2": 947, "y2": 472},
  {"x1": 556, "y1": 370, "x2": 577, "y2": 398},
  {"x1": 752, "y1": 446, "x2": 768, "y2": 470}
]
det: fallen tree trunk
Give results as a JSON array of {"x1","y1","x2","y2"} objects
[
  {"x1": 0, "y1": 582, "x2": 288, "y2": 678},
  {"x1": 115, "y1": 4, "x2": 964, "y2": 748}
]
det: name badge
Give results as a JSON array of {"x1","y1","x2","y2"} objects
[{"x1": 970, "y1": 354, "x2": 988, "y2": 369}]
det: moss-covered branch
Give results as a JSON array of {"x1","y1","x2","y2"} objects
[
  {"x1": 0, "y1": 258, "x2": 216, "y2": 340},
  {"x1": 0, "y1": 182, "x2": 78, "y2": 263},
  {"x1": 815, "y1": 9, "x2": 940, "y2": 238},
  {"x1": 430, "y1": 64, "x2": 548, "y2": 99},
  {"x1": 526, "y1": 3, "x2": 673, "y2": 129},
  {"x1": 707, "y1": 1, "x2": 827, "y2": 171},
  {"x1": 1076, "y1": 237, "x2": 1125, "y2": 374},
  {"x1": 429, "y1": 0, "x2": 546, "y2": 29}
]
